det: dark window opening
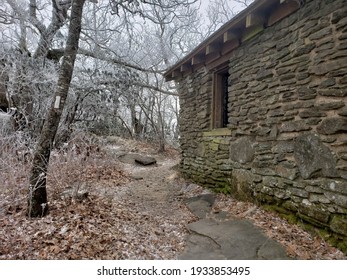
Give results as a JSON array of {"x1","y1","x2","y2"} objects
[{"x1": 213, "y1": 68, "x2": 230, "y2": 128}]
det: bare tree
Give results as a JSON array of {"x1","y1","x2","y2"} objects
[
  {"x1": 28, "y1": 0, "x2": 86, "y2": 217},
  {"x1": 1, "y1": 0, "x2": 227, "y2": 217}
]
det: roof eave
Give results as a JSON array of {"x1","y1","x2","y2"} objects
[{"x1": 164, "y1": 0, "x2": 302, "y2": 81}]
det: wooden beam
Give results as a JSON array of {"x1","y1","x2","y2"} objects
[
  {"x1": 223, "y1": 30, "x2": 238, "y2": 43},
  {"x1": 206, "y1": 55, "x2": 229, "y2": 71},
  {"x1": 205, "y1": 52, "x2": 221, "y2": 66},
  {"x1": 191, "y1": 54, "x2": 205, "y2": 65},
  {"x1": 243, "y1": 12, "x2": 265, "y2": 42},
  {"x1": 242, "y1": 25, "x2": 264, "y2": 42},
  {"x1": 180, "y1": 63, "x2": 191, "y2": 72},
  {"x1": 172, "y1": 70, "x2": 182, "y2": 78},
  {"x1": 268, "y1": 0, "x2": 301, "y2": 26},
  {"x1": 206, "y1": 44, "x2": 220, "y2": 55},
  {"x1": 222, "y1": 39, "x2": 240, "y2": 55},
  {"x1": 245, "y1": 13, "x2": 264, "y2": 28}
]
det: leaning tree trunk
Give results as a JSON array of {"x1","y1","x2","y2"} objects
[{"x1": 28, "y1": 0, "x2": 86, "y2": 217}]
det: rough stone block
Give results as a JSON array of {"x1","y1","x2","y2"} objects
[
  {"x1": 299, "y1": 203, "x2": 330, "y2": 224},
  {"x1": 338, "y1": 108, "x2": 347, "y2": 116},
  {"x1": 318, "y1": 89, "x2": 347, "y2": 97},
  {"x1": 330, "y1": 215, "x2": 347, "y2": 236},
  {"x1": 305, "y1": 185, "x2": 324, "y2": 194},
  {"x1": 324, "y1": 192, "x2": 347, "y2": 208},
  {"x1": 256, "y1": 69, "x2": 273, "y2": 81},
  {"x1": 317, "y1": 117, "x2": 347, "y2": 134},
  {"x1": 294, "y1": 42, "x2": 316, "y2": 56},
  {"x1": 289, "y1": 187, "x2": 309, "y2": 198},
  {"x1": 297, "y1": 87, "x2": 317, "y2": 100},
  {"x1": 294, "y1": 133, "x2": 338, "y2": 179},
  {"x1": 209, "y1": 143, "x2": 219, "y2": 151},
  {"x1": 331, "y1": 9, "x2": 347, "y2": 24},
  {"x1": 280, "y1": 120, "x2": 311, "y2": 132},
  {"x1": 309, "y1": 27, "x2": 332, "y2": 40},
  {"x1": 317, "y1": 101, "x2": 345, "y2": 111},
  {"x1": 275, "y1": 163, "x2": 298, "y2": 180},
  {"x1": 272, "y1": 141, "x2": 294, "y2": 154},
  {"x1": 299, "y1": 109, "x2": 326, "y2": 118},
  {"x1": 134, "y1": 155, "x2": 157, "y2": 166},
  {"x1": 309, "y1": 194, "x2": 330, "y2": 204},
  {"x1": 196, "y1": 143, "x2": 206, "y2": 157},
  {"x1": 230, "y1": 137, "x2": 255, "y2": 164},
  {"x1": 309, "y1": 59, "x2": 347, "y2": 75},
  {"x1": 320, "y1": 78, "x2": 336, "y2": 87}
]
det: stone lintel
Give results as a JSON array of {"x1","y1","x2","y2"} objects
[{"x1": 202, "y1": 128, "x2": 232, "y2": 137}]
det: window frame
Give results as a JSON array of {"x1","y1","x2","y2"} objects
[{"x1": 212, "y1": 65, "x2": 230, "y2": 129}]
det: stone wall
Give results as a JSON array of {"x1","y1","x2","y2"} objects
[{"x1": 177, "y1": 0, "x2": 347, "y2": 252}]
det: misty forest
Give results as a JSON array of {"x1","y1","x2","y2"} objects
[{"x1": 0, "y1": 0, "x2": 346, "y2": 260}]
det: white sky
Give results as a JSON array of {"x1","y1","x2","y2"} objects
[{"x1": 199, "y1": 0, "x2": 251, "y2": 15}]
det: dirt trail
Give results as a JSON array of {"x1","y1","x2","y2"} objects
[
  {"x1": 111, "y1": 151, "x2": 290, "y2": 260},
  {"x1": 1, "y1": 137, "x2": 345, "y2": 259},
  {"x1": 106, "y1": 141, "x2": 346, "y2": 260},
  {"x1": 119, "y1": 154, "x2": 186, "y2": 218}
]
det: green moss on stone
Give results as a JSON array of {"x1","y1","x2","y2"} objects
[
  {"x1": 262, "y1": 203, "x2": 347, "y2": 255},
  {"x1": 330, "y1": 215, "x2": 347, "y2": 236}
]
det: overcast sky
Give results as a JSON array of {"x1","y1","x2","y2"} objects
[{"x1": 199, "y1": 0, "x2": 251, "y2": 15}]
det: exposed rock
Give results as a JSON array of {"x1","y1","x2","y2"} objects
[
  {"x1": 195, "y1": 142, "x2": 206, "y2": 157},
  {"x1": 330, "y1": 215, "x2": 347, "y2": 236},
  {"x1": 317, "y1": 101, "x2": 345, "y2": 111},
  {"x1": 185, "y1": 194, "x2": 216, "y2": 219},
  {"x1": 129, "y1": 174, "x2": 144, "y2": 180},
  {"x1": 180, "y1": 219, "x2": 289, "y2": 260},
  {"x1": 280, "y1": 120, "x2": 311, "y2": 132},
  {"x1": 309, "y1": 58, "x2": 347, "y2": 75},
  {"x1": 338, "y1": 108, "x2": 347, "y2": 116},
  {"x1": 324, "y1": 192, "x2": 347, "y2": 208},
  {"x1": 134, "y1": 155, "x2": 157, "y2": 166},
  {"x1": 318, "y1": 89, "x2": 347, "y2": 97},
  {"x1": 297, "y1": 87, "x2": 317, "y2": 100},
  {"x1": 61, "y1": 186, "x2": 89, "y2": 201},
  {"x1": 317, "y1": 118, "x2": 347, "y2": 134},
  {"x1": 119, "y1": 153, "x2": 157, "y2": 166},
  {"x1": 294, "y1": 133, "x2": 338, "y2": 179},
  {"x1": 299, "y1": 108, "x2": 326, "y2": 118},
  {"x1": 230, "y1": 137, "x2": 255, "y2": 164}
]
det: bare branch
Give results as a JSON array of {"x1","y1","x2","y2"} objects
[
  {"x1": 5, "y1": 0, "x2": 47, "y2": 34},
  {"x1": 109, "y1": 0, "x2": 199, "y2": 24},
  {"x1": 132, "y1": 82, "x2": 178, "y2": 96},
  {"x1": 77, "y1": 47, "x2": 164, "y2": 74}
]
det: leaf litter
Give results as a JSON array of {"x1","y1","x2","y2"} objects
[{"x1": 0, "y1": 136, "x2": 346, "y2": 259}]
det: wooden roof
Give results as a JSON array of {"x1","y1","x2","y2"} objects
[{"x1": 164, "y1": 0, "x2": 302, "y2": 81}]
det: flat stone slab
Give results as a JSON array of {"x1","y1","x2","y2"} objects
[
  {"x1": 134, "y1": 155, "x2": 157, "y2": 166},
  {"x1": 129, "y1": 174, "x2": 144, "y2": 180},
  {"x1": 118, "y1": 153, "x2": 157, "y2": 166},
  {"x1": 180, "y1": 218, "x2": 290, "y2": 260},
  {"x1": 179, "y1": 234, "x2": 227, "y2": 260},
  {"x1": 185, "y1": 194, "x2": 216, "y2": 218}
]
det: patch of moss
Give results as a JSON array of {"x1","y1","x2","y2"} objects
[
  {"x1": 213, "y1": 182, "x2": 232, "y2": 195},
  {"x1": 311, "y1": 228, "x2": 347, "y2": 255},
  {"x1": 262, "y1": 204, "x2": 347, "y2": 255},
  {"x1": 228, "y1": 178, "x2": 254, "y2": 202},
  {"x1": 263, "y1": 204, "x2": 299, "y2": 224}
]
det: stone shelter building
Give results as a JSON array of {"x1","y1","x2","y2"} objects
[{"x1": 164, "y1": 0, "x2": 347, "y2": 252}]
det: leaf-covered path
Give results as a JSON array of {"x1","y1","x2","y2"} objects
[{"x1": 0, "y1": 136, "x2": 345, "y2": 259}]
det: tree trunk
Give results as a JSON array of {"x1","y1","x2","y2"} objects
[{"x1": 28, "y1": 0, "x2": 86, "y2": 217}]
